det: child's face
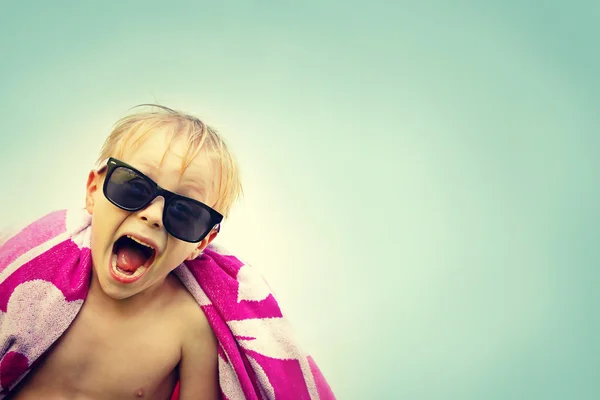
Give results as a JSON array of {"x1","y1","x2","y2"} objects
[{"x1": 85, "y1": 132, "x2": 219, "y2": 300}]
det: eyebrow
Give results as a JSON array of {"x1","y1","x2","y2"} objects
[
  {"x1": 134, "y1": 161, "x2": 208, "y2": 199},
  {"x1": 178, "y1": 182, "x2": 207, "y2": 200},
  {"x1": 137, "y1": 161, "x2": 161, "y2": 171}
]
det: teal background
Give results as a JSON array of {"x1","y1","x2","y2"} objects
[{"x1": 1, "y1": 1, "x2": 599, "y2": 398}]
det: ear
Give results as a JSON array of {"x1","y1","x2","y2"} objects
[
  {"x1": 186, "y1": 229, "x2": 219, "y2": 261},
  {"x1": 85, "y1": 170, "x2": 101, "y2": 214}
]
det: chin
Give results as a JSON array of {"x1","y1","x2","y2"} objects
[{"x1": 98, "y1": 276, "x2": 137, "y2": 300}]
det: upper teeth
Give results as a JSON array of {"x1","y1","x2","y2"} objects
[{"x1": 127, "y1": 235, "x2": 153, "y2": 249}]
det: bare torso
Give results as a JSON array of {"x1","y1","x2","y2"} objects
[{"x1": 10, "y1": 273, "x2": 212, "y2": 399}]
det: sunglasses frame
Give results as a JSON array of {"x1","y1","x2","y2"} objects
[{"x1": 101, "y1": 157, "x2": 223, "y2": 243}]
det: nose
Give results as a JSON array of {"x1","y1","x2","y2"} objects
[{"x1": 137, "y1": 197, "x2": 165, "y2": 229}]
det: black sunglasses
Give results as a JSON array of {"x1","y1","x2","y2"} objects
[{"x1": 102, "y1": 157, "x2": 222, "y2": 243}]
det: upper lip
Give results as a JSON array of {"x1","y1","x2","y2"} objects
[{"x1": 117, "y1": 232, "x2": 160, "y2": 255}]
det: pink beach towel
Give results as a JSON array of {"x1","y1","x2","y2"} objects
[{"x1": 0, "y1": 209, "x2": 335, "y2": 399}]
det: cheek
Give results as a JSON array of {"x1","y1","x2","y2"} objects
[
  {"x1": 161, "y1": 240, "x2": 198, "y2": 266},
  {"x1": 90, "y1": 202, "x2": 127, "y2": 240}
]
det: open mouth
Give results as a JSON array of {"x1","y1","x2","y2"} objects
[{"x1": 110, "y1": 235, "x2": 157, "y2": 282}]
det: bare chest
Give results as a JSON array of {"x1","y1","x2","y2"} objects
[{"x1": 12, "y1": 299, "x2": 182, "y2": 399}]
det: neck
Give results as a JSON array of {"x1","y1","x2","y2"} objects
[{"x1": 87, "y1": 268, "x2": 172, "y2": 316}]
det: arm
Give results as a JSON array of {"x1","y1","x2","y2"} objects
[{"x1": 178, "y1": 309, "x2": 220, "y2": 400}]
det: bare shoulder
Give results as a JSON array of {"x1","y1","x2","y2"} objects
[
  {"x1": 167, "y1": 275, "x2": 214, "y2": 336},
  {"x1": 168, "y1": 275, "x2": 219, "y2": 400}
]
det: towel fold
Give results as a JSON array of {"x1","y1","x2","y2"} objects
[{"x1": 0, "y1": 209, "x2": 335, "y2": 399}]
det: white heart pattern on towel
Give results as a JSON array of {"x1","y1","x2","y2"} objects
[{"x1": 236, "y1": 264, "x2": 271, "y2": 303}]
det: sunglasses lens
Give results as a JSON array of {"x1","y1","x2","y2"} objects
[
  {"x1": 106, "y1": 167, "x2": 154, "y2": 209},
  {"x1": 165, "y1": 198, "x2": 214, "y2": 242}
]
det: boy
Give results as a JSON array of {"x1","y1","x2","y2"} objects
[{"x1": 5, "y1": 105, "x2": 243, "y2": 398}]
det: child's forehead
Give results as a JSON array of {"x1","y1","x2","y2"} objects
[
  {"x1": 128, "y1": 146, "x2": 215, "y2": 176},
  {"x1": 123, "y1": 135, "x2": 215, "y2": 173}
]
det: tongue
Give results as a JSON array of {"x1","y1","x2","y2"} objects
[{"x1": 116, "y1": 246, "x2": 146, "y2": 272}]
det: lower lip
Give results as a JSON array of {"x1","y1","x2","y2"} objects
[{"x1": 108, "y1": 254, "x2": 149, "y2": 284}]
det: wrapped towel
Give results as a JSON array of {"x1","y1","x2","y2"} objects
[{"x1": 0, "y1": 209, "x2": 335, "y2": 399}]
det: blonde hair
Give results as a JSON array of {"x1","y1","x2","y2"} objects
[{"x1": 97, "y1": 104, "x2": 242, "y2": 218}]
